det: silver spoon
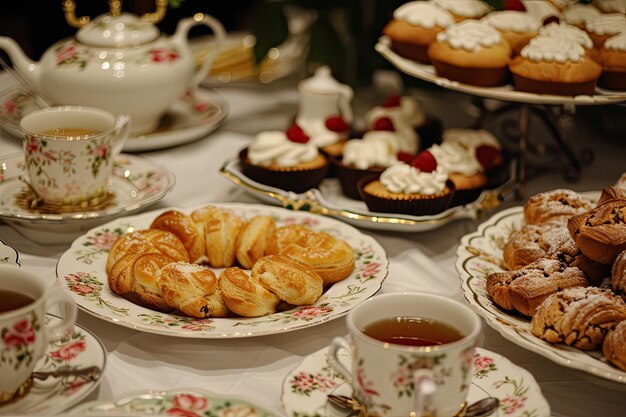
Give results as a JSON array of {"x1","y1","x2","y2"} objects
[
  {"x1": 32, "y1": 365, "x2": 101, "y2": 381},
  {"x1": 327, "y1": 394, "x2": 499, "y2": 417}
]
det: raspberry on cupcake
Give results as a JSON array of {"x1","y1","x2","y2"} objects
[
  {"x1": 295, "y1": 114, "x2": 350, "y2": 157},
  {"x1": 383, "y1": 1, "x2": 455, "y2": 64},
  {"x1": 239, "y1": 125, "x2": 329, "y2": 193},
  {"x1": 428, "y1": 19, "x2": 513, "y2": 87},
  {"x1": 365, "y1": 95, "x2": 425, "y2": 155}
]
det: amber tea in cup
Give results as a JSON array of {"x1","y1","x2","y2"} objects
[
  {"x1": 39, "y1": 127, "x2": 102, "y2": 138},
  {"x1": 0, "y1": 289, "x2": 35, "y2": 313},
  {"x1": 362, "y1": 316, "x2": 466, "y2": 347}
]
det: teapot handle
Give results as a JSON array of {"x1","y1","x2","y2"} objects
[
  {"x1": 173, "y1": 14, "x2": 226, "y2": 92},
  {"x1": 339, "y1": 85, "x2": 353, "y2": 124}
]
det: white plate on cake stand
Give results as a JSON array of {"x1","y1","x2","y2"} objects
[
  {"x1": 0, "y1": 85, "x2": 228, "y2": 153},
  {"x1": 375, "y1": 36, "x2": 626, "y2": 106},
  {"x1": 0, "y1": 152, "x2": 175, "y2": 245},
  {"x1": 0, "y1": 314, "x2": 106, "y2": 416},
  {"x1": 281, "y1": 346, "x2": 550, "y2": 417}
]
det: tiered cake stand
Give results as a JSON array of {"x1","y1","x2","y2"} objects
[{"x1": 375, "y1": 36, "x2": 626, "y2": 198}]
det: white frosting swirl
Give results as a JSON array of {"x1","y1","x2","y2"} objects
[
  {"x1": 380, "y1": 164, "x2": 448, "y2": 195},
  {"x1": 342, "y1": 131, "x2": 400, "y2": 170},
  {"x1": 521, "y1": 35, "x2": 585, "y2": 63},
  {"x1": 295, "y1": 118, "x2": 342, "y2": 148},
  {"x1": 436, "y1": 20, "x2": 502, "y2": 52},
  {"x1": 443, "y1": 128, "x2": 500, "y2": 151},
  {"x1": 605, "y1": 31, "x2": 626, "y2": 52},
  {"x1": 393, "y1": 1, "x2": 454, "y2": 29},
  {"x1": 248, "y1": 131, "x2": 319, "y2": 167},
  {"x1": 434, "y1": 0, "x2": 492, "y2": 17},
  {"x1": 585, "y1": 13, "x2": 626, "y2": 36},
  {"x1": 563, "y1": 4, "x2": 601, "y2": 27},
  {"x1": 521, "y1": 0, "x2": 560, "y2": 23},
  {"x1": 365, "y1": 97, "x2": 423, "y2": 154},
  {"x1": 482, "y1": 11, "x2": 540, "y2": 33},
  {"x1": 539, "y1": 22, "x2": 593, "y2": 49},
  {"x1": 593, "y1": 0, "x2": 626, "y2": 14},
  {"x1": 428, "y1": 142, "x2": 483, "y2": 175}
]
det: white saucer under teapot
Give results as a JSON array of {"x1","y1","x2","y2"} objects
[{"x1": 0, "y1": 0, "x2": 225, "y2": 135}]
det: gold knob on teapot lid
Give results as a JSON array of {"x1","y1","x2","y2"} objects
[{"x1": 63, "y1": 0, "x2": 168, "y2": 28}]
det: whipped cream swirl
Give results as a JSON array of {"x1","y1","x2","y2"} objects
[
  {"x1": 593, "y1": 0, "x2": 626, "y2": 14},
  {"x1": 521, "y1": 35, "x2": 585, "y2": 63},
  {"x1": 434, "y1": 0, "x2": 492, "y2": 17},
  {"x1": 437, "y1": 20, "x2": 502, "y2": 52},
  {"x1": 380, "y1": 164, "x2": 448, "y2": 195},
  {"x1": 296, "y1": 118, "x2": 342, "y2": 148},
  {"x1": 443, "y1": 128, "x2": 500, "y2": 150},
  {"x1": 248, "y1": 131, "x2": 319, "y2": 167},
  {"x1": 539, "y1": 22, "x2": 593, "y2": 49},
  {"x1": 563, "y1": 4, "x2": 601, "y2": 27},
  {"x1": 429, "y1": 142, "x2": 483, "y2": 175},
  {"x1": 482, "y1": 11, "x2": 540, "y2": 33},
  {"x1": 394, "y1": 2, "x2": 454, "y2": 29},
  {"x1": 605, "y1": 32, "x2": 626, "y2": 52},
  {"x1": 585, "y1": 13, "x2": 626, "y2": 36},
  {"x1": 343, "y1": 131, "x2": 400, "y2": 170}
]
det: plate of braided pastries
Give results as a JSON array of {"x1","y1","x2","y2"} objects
[{"x1": 56, "y1": 202, "x2": 388, "y2": 338}]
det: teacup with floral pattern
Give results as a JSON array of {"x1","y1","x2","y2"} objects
[
  {"x1": 20, "y1": 106, "x2": 130, "y2": 205},
  {"x1": 0, "y1": 264, "x2": 77, "y2": 403},
  {"x1": 329, "y1": 292, "x2": 481, "y2": 417}
]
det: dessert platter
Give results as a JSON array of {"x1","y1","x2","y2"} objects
[
  {"x1": 221, "y1": 157, "x2": 514, "y2": 233},
  {"x1": 56, "y1": 202, "x2": 388, "y2": 338},
  {"x1": 0, "y1": 314, "x2": 106, "y2": 416},
  {"x1": 0, "y1": 239, "x2": 20, "y2": 266},
  {"x1": 0, "y1": 84, "x2": 229, "y2": 153},
  {"x1": 0, "y1": 152, "x2": 175, "y2": 245},
  {"x1": 68, "y1": 388, "x2": 276, "y2": 416},
  {"x1": 455, "y1": 191, "x2": 626, "y2": 385},
  {"x1": 376, "y1": 36, "x2": 626, "y2": 106},
  {"x1": 281, "y1": 345, "x2": 550, "y2": 417}
]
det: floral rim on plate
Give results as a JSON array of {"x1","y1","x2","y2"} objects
[
  {"x1": 455, "y1": 201, "x2": 626, "y2": 385},
  {"x1": 0, "y1": 313, "x2": 106, "y2": 416},
  {"x1": 69, "y1": 388, "x2": 278, "y2": 416},
  {"x1": 280, "y1": 346, "x2": 550, "y2": 417},
  {"x1": 56, "y1": 203, "x2": 388, "y2": 338}
]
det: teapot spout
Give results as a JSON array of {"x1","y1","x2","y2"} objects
[{"x1": 0, "y1": 36, "x2": 40, "y2": 89}]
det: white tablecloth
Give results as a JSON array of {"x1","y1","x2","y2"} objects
[{"x1": 1, "y1": 77, "x2": 625, "y2": 417}]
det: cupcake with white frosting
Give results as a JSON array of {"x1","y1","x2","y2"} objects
[
  {"x1": 433, "y1": 0, "x2": 493, "y2": 21},
  {"x1": 383, "y1": 1, "x2": 455, "y2": 63},
  {"x1": 593, "y1": 0, "x2": 626, "y2": 14},
  {"x1": 295, "y1": 116, "x2": 349, "y2": 157},
  {"x1": 563, "y1": 3, "x2": 601, "y2": 29},
  {"x1": 598, "y1": 31, "x2": 626, "y2": 90},
  {"x1": 240, "y1": 125, "x2": 329, "y2": 193},
  {"x1": 358, "y1": 163, "x2": 455, "y2": 215},
  {"x1": 521, "y1": 0, "x2": 561, "y2": 25},
  {"x1": 332, "y1": 131, "x2": 402, "y2": 199},
  {"x1": 482, "y1": 10, "x2": 541, "y2": 55},
  {"x1": 539, "y1": 22, "x2": 594, "y2": 50},
  {"x1": 509, "y1": 35, "x2": 602, "y2": 95},
  {"x1": 427, "y1": 19, "x2": 512, "y2": 86},
  {"x1": 585, "y1": 13, "x2": 626, "y2": 48}
]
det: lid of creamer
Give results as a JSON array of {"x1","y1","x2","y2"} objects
[
  {"x1": 299, "y1": 66, "x2": 348, "y2": 94},
  {"x1": 76, "y1": 13, "x2": 160, "y2": 47}
]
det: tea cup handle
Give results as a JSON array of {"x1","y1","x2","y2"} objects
[
  {"x1": 328, "y1": 336, "x2": 353, "y2": 382},
  {"x1": 42, "y1": 284, "x2": 77, "y2": 344},
  {"x1": 174, "y1": 14, "x2": 226, "y2": 92},
  {"x1": 111, "y1": 114, "x2": 131, "y2": 156},
  {"x1": 413, "y1": 369, "x2": 437, "y2": 417}
]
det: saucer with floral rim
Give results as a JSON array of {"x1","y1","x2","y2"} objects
[{"x1": 0, "y1": 313, "x2": 106, "y2": 416}]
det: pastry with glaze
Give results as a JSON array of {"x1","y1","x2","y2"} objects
[
  {"x1": 603, "y1": 320, "x2": 626, "y2": 371},
  {"x1": 219, "y1": 267, "x2": 281, "y2": 317},
  {"x1": 611, "y1": 250, "x2": 626, "y2": 302},
  {"x1": 252, "y1": 255, "x2": 323, "y2": 305},
  {"x1": 150, "y1": 210, "x2": 206, "y2": 263},
  {"x1": 531, "y1": 286, "x2": 626, "y2": 350},
  {"x1": 191, "y1": 206, "x2": 243, "y2": 268},
  {"x1": 133, "y1": 253, "x2": 176, "y2": 312},
  {"x1": 235, "y1": 215, "x2": 276, "y2": 269}
]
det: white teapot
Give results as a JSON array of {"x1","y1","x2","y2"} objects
[
  {"x1": 0, "y1": 0, "x2": 225, "y2": 134},
  {"x1": 297, "y1": 66, "x2": 353, "y2": 124}
]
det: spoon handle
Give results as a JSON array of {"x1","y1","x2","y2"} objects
[{"x1": 32, "y1": 365, "x2": 101, "y2": 381}]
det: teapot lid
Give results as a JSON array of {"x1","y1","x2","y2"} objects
[
  {"x1": 76, "y1": 13, "x2": 160, "y2": 47},
  {"x1": 300, "y1": 66, "x2": 348, "y2": 94}
]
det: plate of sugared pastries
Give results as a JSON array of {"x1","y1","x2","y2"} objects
[
  {"x1": 456, "y1": 175, "x2": 626, "y2": 384},
  {"x1": 56, "y1": 203, "x2": 388, "y2": 338},
  {"x1": 379, "y1": 0, "x2": 626, "y2": 100}
]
